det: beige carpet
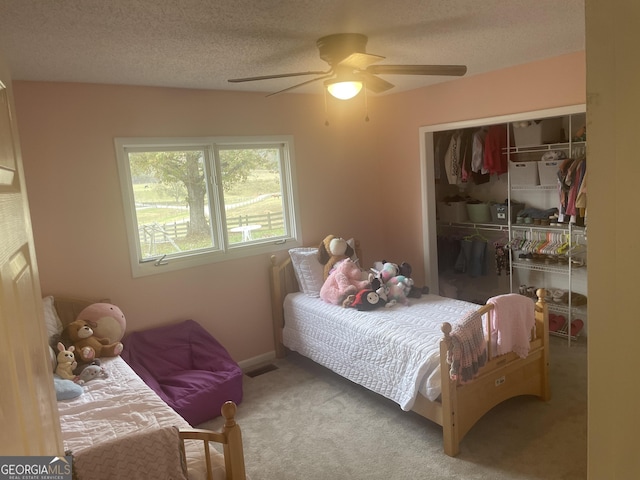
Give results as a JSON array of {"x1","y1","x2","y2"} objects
[{"x1": 200, "y1": 337, "x2": 586, "y2": 479}]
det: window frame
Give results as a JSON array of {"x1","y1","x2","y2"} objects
[{"x1": 115, "y1": 135, "x2": 302, "y2": 277}]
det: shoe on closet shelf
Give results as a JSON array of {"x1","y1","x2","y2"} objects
[
  {"x1": 552, "y1": 289, "x2": 569, "y2": 304},
  {"x1": 571, "y1": 319, "x2": 584, "y2": 336},
  {"x1": 548, "y1": 313, "x2": 566, "y2": 332}
]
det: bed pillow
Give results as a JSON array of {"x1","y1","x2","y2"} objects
[
  {"x1": 42, "y1": 296, "x2": 63, "y2": 346},
  {"x1": 289, "y1": 248, "x2": 325, "y2": 297}
]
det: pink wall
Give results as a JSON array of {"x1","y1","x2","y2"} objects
[{"x1": 13, "y1": 51, "x2": 585, "y2": 363}]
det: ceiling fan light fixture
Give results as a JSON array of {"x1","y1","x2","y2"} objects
[{"x1": 325, "y1": 78, "x2": 363, "y2": 100}]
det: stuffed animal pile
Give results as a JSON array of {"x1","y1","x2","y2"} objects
[
  {"x1": 53, "y1": 302, "x2": 126, "y2": 395},
  {"x1": 61, "y1": 302, "x2": 126, "y2": 365},
  {"x1": 370, "y1": 260, "x2": 430, "y2": 306},
  {"x1": 316, "y1": 235, "x2": 429, "y2": 310}
]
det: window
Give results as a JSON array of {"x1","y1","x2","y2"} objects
[{"x1": 115, "y1": 136, "x2": 301, "y2": 277}]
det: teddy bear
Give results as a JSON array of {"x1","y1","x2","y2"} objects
[
  {"x1": 320, "y1": 258, "x2": 371, "y2": 306},
  {"x1": 55, "y1": 342, "x2": 78, "y2": 380},
  {"x1": 63, "y1": 319, "x2": 124, "y2": 364},
  {"x1": 317, "y1": 235, "x2": 355, "y2": 280}
]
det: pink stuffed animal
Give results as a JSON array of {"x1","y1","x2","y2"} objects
[{"x1": 320, "y1": 258, "x2": 371, "y2": 306}]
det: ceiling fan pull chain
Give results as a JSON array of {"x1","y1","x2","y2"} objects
[
  {"x1": 364, "y1": 85, "x2": 370, "y2": 122},
  {"x1": 324, "y1": 88, "x2": 330, "y2": 127}
]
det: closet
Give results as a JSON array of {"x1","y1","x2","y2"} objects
[{"x1": 419, "y1": 105, "x2": 587, "y2": 345}]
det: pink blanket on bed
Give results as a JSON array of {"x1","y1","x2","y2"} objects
[
  {"x1": 72, "y1": 425, "x2": 187, "y2": 480},
  {"x1": 487, "y1": 294, "x2": 535, "y2": 358},
  {"x1": 447, "y1": 309, "x2": 487, "y2": 383}
]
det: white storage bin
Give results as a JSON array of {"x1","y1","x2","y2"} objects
[
  {"x1": 538, "y1": 160, "x2": 561, "y2": 186},
  {"x1": 510, "y1": 161, "x2": 539, "y2": 186},
  {"x1": 437, "y1": 201, "x2": 468, "y2": 223},
  {"x1": 513, "y1": 117, "x2": 564, "y2": 147}
]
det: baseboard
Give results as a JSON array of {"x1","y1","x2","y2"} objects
[{"x1": 238, "y1": 351, "x2": 277, "y2": 372}]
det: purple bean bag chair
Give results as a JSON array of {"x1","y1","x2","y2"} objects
[{"x1": 121, "y1": 319, "x2": 243, "y2": 425}]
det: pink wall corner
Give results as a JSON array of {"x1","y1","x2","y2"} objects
[{"x1": 371, "y1": 51, "x2": 586, "y2": 287}]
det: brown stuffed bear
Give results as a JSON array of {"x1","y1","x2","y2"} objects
[
  {"x1": 63, "y1": 319, "x2": 124, "y2": 364},
  {"x1": 317, "y1": 235, "x2": 355, "y2": 280}
]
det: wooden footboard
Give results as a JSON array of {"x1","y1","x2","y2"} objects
[
  {"x1": 179, "y1": 401, "x2": 246, "y2": 480},
  {"x1": 436, "y1": 289, "x2": 549, "y2": 456},
  {"x1": 269, "y1": 246, "x2": 550, "y2": 457}
]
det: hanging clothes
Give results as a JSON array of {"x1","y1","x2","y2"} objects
[
  {"x1": 434, "y1": 131, "x2": 453, "y2": 184},
  {"x1": 558, "y1": 157, "x2": 587, "y2": 219},
  {"x1": 455, "y1": 237, "x2": 488, "y2": 277},
  {"x1": 483, "y1": 124, "x2": 508, "y2": 176},
  {"x1": 471, "y1": 127, "x2": 490, "y2": 185},
  {"x1": 575, "y1": 170, "x2": 587, "y2": 216},
  {"x1": 444, "y1": 131, "x2": 462, "y2": 184},
  {"x1": 458, "y1": 129, "x2": 475, "y2": 183}
]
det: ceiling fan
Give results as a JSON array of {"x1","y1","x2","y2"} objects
[{"x1": 228, "y1": 33, "x2": 467, "y2": 99}]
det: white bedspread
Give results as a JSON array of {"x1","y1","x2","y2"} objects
[
  {"x1": 283, "y1": 292, "x2": 480, "y2": 410},
  {"x1": 58, "y1": 356, "x2": 227, "y2": 480}
]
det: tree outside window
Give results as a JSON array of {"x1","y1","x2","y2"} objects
[{"x1": 115, "y1": 136, "x2": 300, "y2": 277}]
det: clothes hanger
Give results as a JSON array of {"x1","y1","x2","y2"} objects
[{"x1": 463, "y1": 227, "x2": 489, "y2": 242}]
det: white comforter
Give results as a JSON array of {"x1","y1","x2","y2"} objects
[
  {"x1": 57, "y1": 356, "x2": 227, "y2": 480},
  {"x1": 283, "y1": 292, "x2": 480, "y2": 410}
]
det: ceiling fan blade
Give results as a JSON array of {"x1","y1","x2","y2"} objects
[
  {"x1": 359, "y1": 72, "x2": 395, "y2": 93},
  {"x1": 266, "y1": 73, "x2": 335, "y2": 97},
  {"x1": 367, "y1": 65, "x2": 467, "y2": 76},
  {"x1": 338, "y1": 52, "x2": 385, "y2": 70},
  {"x1": 228, "y1": 69, "x2": 331, "y2": 83}
]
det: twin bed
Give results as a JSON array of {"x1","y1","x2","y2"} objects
[
  {"x1": 270, "y1": 242, "x2": 550, "y2": 456},
  {"x1": 49, "y1": 297, "x2": 246, "y2": 480}
]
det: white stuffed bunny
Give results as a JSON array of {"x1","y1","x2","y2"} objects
[{"x1": 55, "y1": 342, "x2": 77, "y2": 380}]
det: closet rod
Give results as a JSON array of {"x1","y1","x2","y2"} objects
[{"x1": 438, "y1": 222, "x2": 508, "y2": 232}]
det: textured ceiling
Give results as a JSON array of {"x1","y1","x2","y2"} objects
[{"x1": 0, "y1": 0, "x2": 585, "y2": 96}]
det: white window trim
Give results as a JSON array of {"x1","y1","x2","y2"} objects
[{"x1": 115, "y1": 135, "x2": 302, "y2": 277}]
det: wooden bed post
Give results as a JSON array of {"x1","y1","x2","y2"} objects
[
  {"x1": 439, "y1": 322, "x2": 459, "y2": 456},
  {"x1": 270, "y1": 254, "x2": 286, "y2": 358},
  {"x1": 221, "y1": 401, "x2": 246, "y2": 480}
]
